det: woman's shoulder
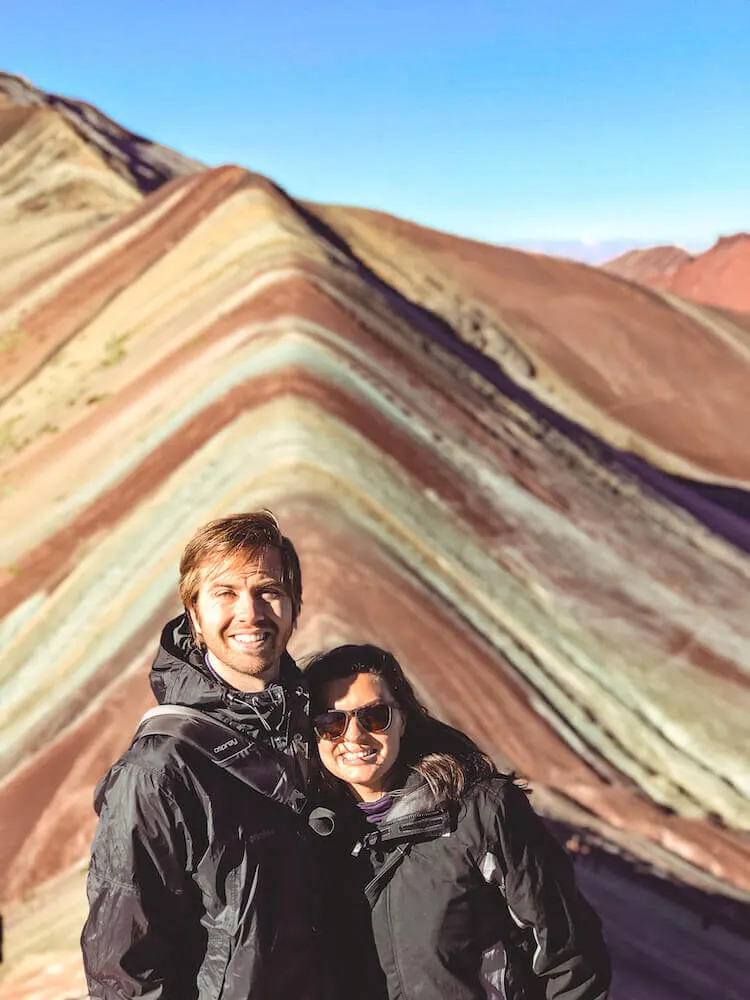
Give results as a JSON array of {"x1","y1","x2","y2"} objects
[
  {"x1": 449, "y1": 775, "x2": 536, "y2": 859},
  {"x1": 460, "y1": 772, "x2": 531, "y2": 813}
]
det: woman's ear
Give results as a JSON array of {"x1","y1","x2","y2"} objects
[{"x1": 396, "y1": 709, "x2": 407, "y2": 737}]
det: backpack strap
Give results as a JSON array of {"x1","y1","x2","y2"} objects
[{"x1": 134, "y1": 705, "x2": 307, "y2": 814}]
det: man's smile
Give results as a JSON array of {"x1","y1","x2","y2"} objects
[{"x1": 228, "y1": 629, "x2": 275, "y2": 648}]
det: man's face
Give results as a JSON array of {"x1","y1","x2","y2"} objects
[{"x1": 188, "y1": 547, "x2": 295, "y2": 691}]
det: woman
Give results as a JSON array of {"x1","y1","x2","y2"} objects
[{"x1": 306, "y1": 644, "x2": 611, "y2": 1000}]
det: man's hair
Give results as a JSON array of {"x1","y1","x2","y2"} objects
[{"x1": 179, "y1": 510, "x2": 302, "y2": 624}]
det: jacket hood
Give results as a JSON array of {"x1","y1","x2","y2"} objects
[
  {"x1": 149, "y1": 614, "x2": 311, "y2": 783},
  {"x1": 150, "y1": 613, "x2": 214, "y2": 706}
]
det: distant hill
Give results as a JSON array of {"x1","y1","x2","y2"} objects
[
  {"x1": 508, "y1": 238, "x2": 660, "y2": 265},
  {"x1": 604, "y1": 234, "x2": 750, "y2": 311},
  {"x1": 602, "y1": 244, "x2": 692, "y2": 283}
]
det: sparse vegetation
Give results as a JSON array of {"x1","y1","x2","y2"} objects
[
  {"x1": 101, "y1": 333, "x2": 128, "y2": 368},
  {"x1": 0, "y1": 324, "x2": 29, "y2": 353},
  {"x1": 0, "y1": 416, "x2": 21, "y2": 450}
]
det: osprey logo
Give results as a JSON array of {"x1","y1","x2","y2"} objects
[{"x1": 213, "y1": 738, "x2": 240, "y2": 753}]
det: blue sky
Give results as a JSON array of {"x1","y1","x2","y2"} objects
[{"x1": 4, "y1": 1, "x2": 749, "y2": 250}]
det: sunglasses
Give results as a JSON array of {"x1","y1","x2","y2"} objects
[{"x1": 313, "y1": 703, "x2": 394, "y2": 741}]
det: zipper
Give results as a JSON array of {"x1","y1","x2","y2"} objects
[
  {"x1": 375, "y1": 807, "x2": 451, "y2": 843},
  {"x1": 506, "y1": 903, "x2": 543, "y2": 974},
  {"x1": 352, "y1": 810, "x2": 447, "y2": 857},
  {"x1": 384, "y1": 872, "x2": 410, "y2": 1000},
  {"x1": 352, "y1": 827, "x2": 382, "y2": 857},
  {"x1": 364, "y1": 843, "x2": 411, "y2": 906},
  {"x1": 388, "y1": 811, "x2": 448, "y2": 836}
]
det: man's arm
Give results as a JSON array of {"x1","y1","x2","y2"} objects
[
  {"x1": 488, "y1": 781, "x2": 611, "y2": 1000},
  {"x1": 81, "y1": 761, "x2": 198, "y2": 1000}
]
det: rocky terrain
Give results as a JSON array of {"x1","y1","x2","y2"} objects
[{"x1": 0, "y1": 74, "x2": 749, "y2": 1000}]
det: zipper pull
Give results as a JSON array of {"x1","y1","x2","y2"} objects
[{"x1": 352, "y1": 828, "x2": 381, "y2": 857}]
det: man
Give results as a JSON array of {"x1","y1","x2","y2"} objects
[{"x1": 81, "y1": 511, "x2": 324, "y2": 1000}]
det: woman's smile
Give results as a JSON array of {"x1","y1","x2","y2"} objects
[
  {"x1": 338, "y1": 747, "x2": 379, "y2": 763},
  {"x1": 316, "y1": 673, "x2": 405, "y2": 801}
]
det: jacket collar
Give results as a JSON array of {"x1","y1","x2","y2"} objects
[
  {"x1": 352, "y1": 774, "x2": 455, "y2": 907},
  {"x1": 367, "y1": 773, "x2": 453, "y2": 846},
  {"x1": 149, "y1": 614, "x2": 311, "y2": 783}
]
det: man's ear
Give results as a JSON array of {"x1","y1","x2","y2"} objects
[{"x1": 187, "y1": 605, "x2": 203, "y2": 642}]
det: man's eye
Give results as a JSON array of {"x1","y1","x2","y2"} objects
[
  {"x1": 262, "y1": 589, "x2": 282, "y2": 599},
  {"x1": 216, "y1": 589, "x2": 235, "y2": 598}
]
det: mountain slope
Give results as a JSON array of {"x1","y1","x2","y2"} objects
[
  {"x1": 2, "y1": 162, "x2": 749, "y2": 884},
  {"x1": 0, "y1": 71, "x2": 203, "y2": 193},
  {"x1": 0, "y1": 102, "x2": 141, "y2": 300},
  {"x1": 311, "y1": 205, "x2": 750, "y2": 486},
  {"x1": 1, "y1": 77, "x2": 749, "y2": 1000}
]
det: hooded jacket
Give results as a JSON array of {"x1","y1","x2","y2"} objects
[
  {"x1": 81, "y1": 615, "x2": 324, "y2": 1000},
  {"x1": 331, "y1": 771, "x2": 611, "y2": 1000}
]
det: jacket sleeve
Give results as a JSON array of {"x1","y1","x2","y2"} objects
[
  {"x1": 81, "y1": 761, "x2": 199, "y2": 1000},
  {"x1": 487, "y1": 781, "x2": 611, "y2": 1000}
]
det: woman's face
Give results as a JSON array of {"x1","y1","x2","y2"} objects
[{"x1": 315, "y1": 672, "x2": 405, "y2": 801}]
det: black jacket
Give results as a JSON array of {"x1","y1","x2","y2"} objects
[
  {"x1": 331, "y1": 772, "x2": 611, "y2": 1000},
  {"x1": 81, "y1": 615, "x2": 324, "y2": 1000}
]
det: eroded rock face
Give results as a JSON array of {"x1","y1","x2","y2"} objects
[{"x1": 0, "y1": 76, "x2": 749, "y2": 1000}]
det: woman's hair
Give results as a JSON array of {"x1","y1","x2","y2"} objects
[{"x1": 304, "y1": 644, "x2": 500, "y2": 803}]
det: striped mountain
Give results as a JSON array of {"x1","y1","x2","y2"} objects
[{"x1": 1, "y1": 73, "x2": 749, "y2": 1000}]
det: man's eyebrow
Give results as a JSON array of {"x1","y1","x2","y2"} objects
[{"x1": 206, "y1": 575, "x2": 287, "y2": 591}]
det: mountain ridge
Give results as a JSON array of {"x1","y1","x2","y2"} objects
[
  {"x1": 1, "y1": 73, "x2": 749, "y2": 1000},
  {"x1": 0, "y1": 71, "x2": 203, "y2": 193}
]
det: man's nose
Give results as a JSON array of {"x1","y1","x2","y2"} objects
[{"x1": 234, "y1": 591, "x2": 267, "y2": 620}]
